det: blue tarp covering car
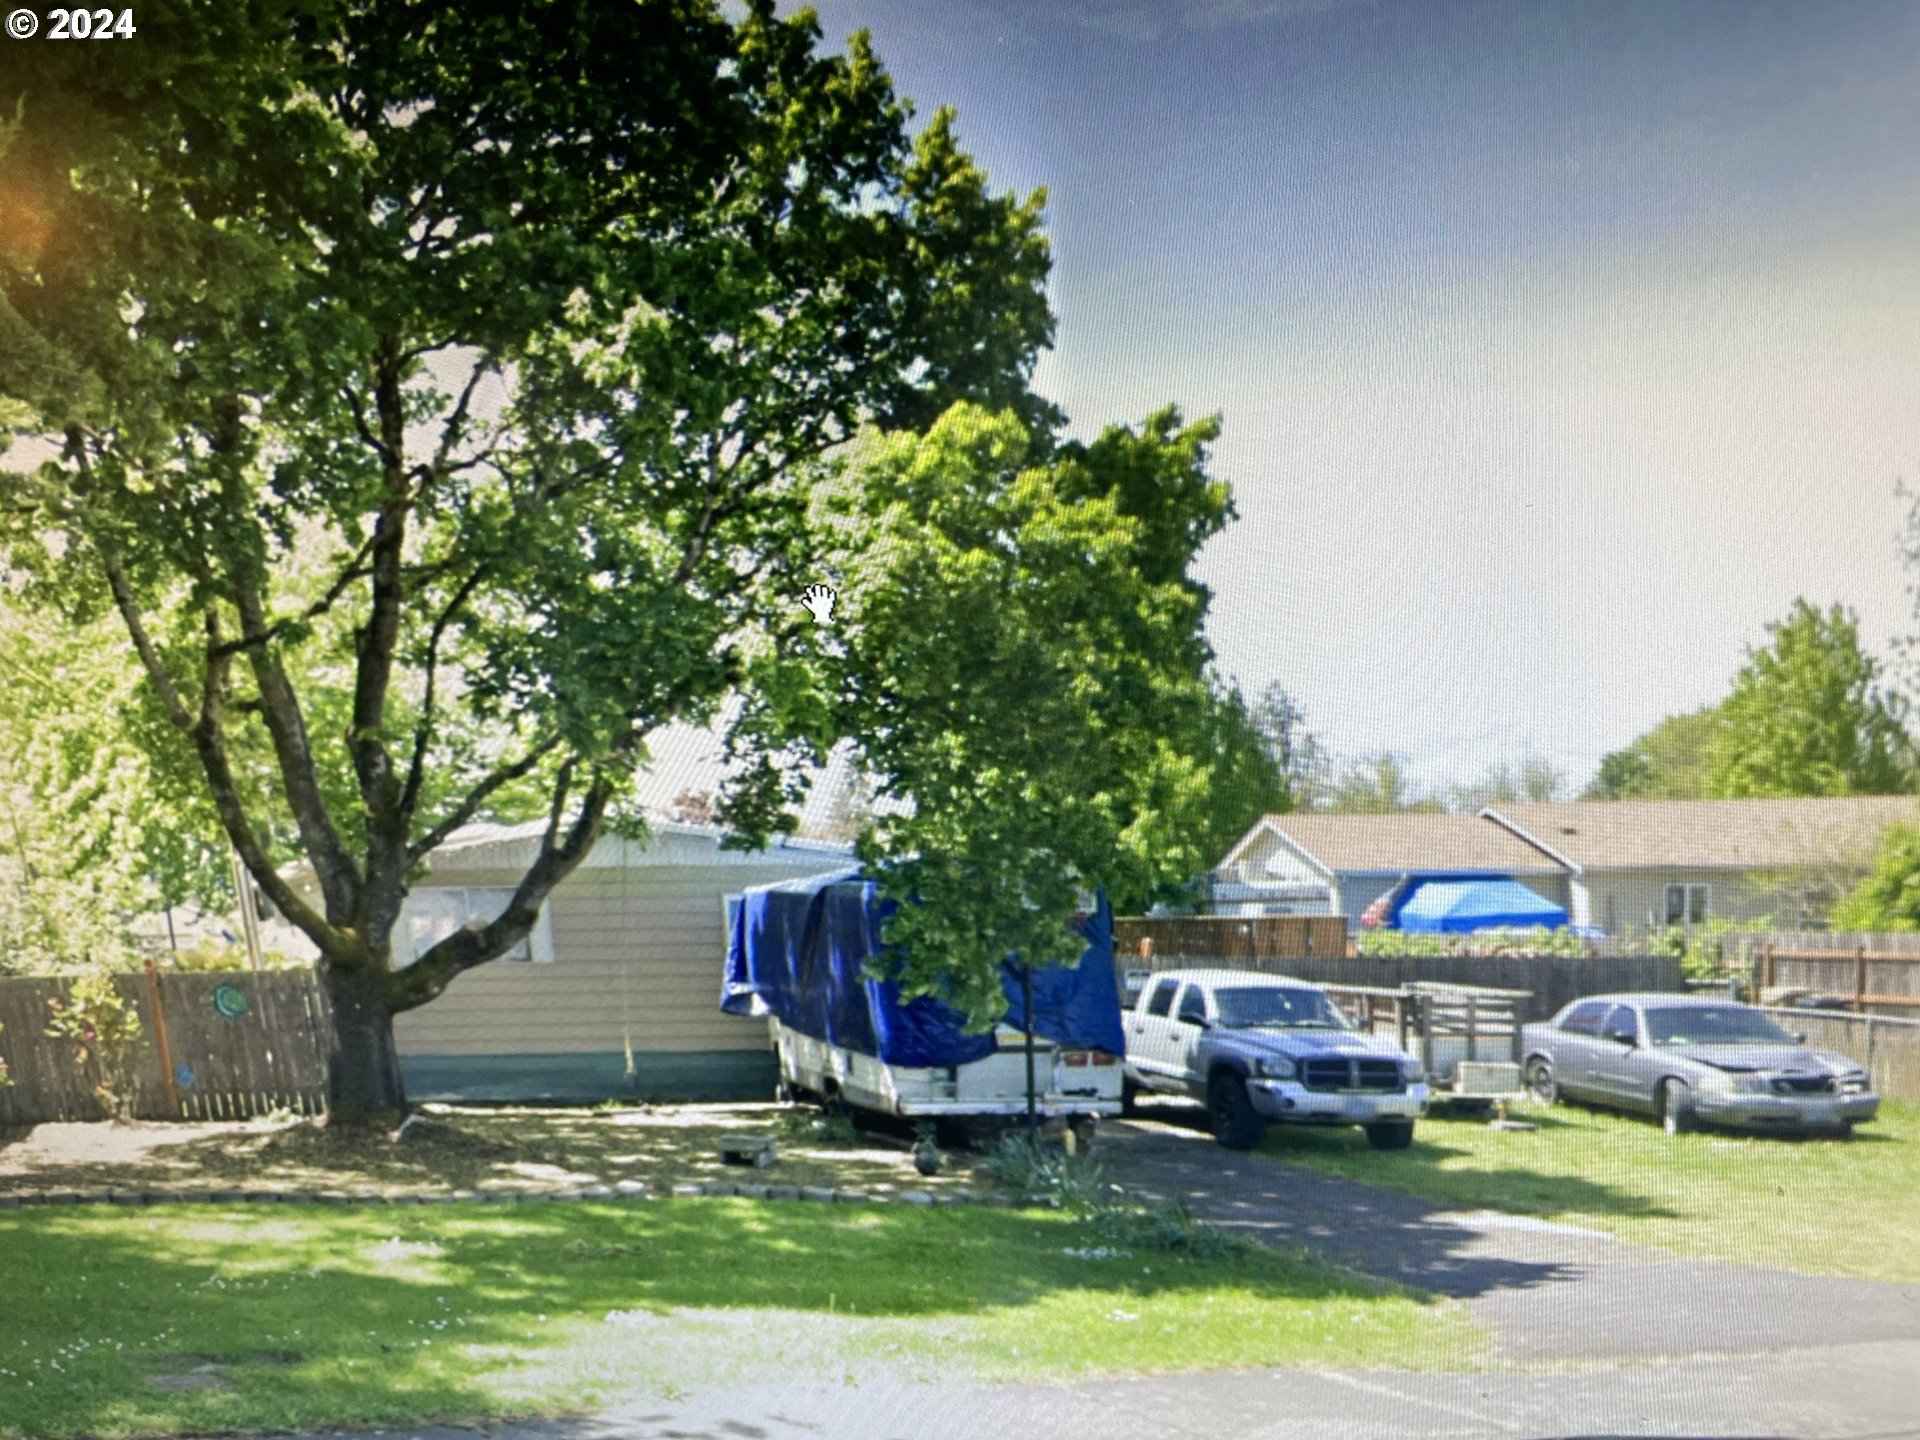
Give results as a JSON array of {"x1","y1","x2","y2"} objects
[
  {"x1": 1394, "y1": 876, "x2": 1570, "y2": 933},
  {"x1": 720, "y1": 868, "x2": 1125, "y2": 1068}
]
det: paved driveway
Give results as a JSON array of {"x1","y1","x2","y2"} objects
[{"x1": 1098, "y1": 1110, "x2": 1920, "y2": 1362}]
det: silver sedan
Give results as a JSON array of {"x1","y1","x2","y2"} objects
[{"x1": 1519, "y1": 994, "x2": 1878, "y2": 1137}]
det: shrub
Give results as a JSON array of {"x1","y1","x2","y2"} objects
[
  {"x1": 44, "y1": 970, "x2": 144, "y2": 1120},
  {"x1": 984, "y1": 1130, "x2": 1258, "y2": 1258}
]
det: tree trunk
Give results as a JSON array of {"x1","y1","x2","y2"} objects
[{"x1": 323, "y1": 966, "x2": 408, "y2": 1126}]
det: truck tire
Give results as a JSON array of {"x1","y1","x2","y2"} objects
[
  {"x1": 1207, "y1": 1072, "x2": 1266, "y2": 1151},
  {"x1": 1364, "y1": 1120, "x2": 1415, "y2": 1151},
  {"x1": 1120, "y1": 1076, "x2": 1141, "y2": 1116}
]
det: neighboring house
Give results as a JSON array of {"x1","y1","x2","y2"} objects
[
  {"x1": 274, "y1": 818, "x2": 855, "y2": 1103},
  {"x1": 1213, "y1": 795, "x2": 1920, "y2": 938},
  {"x1": 1209, "y1": 812, "x2": 1573, "y2": 926},
  {"x1": 1479, "y1": 796, "x2": 1920, "y2": 936}
]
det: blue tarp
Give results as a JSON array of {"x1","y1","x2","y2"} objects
[
  {"x1": 1395, "y1": 877, "x2": 1569, "y2": 933},
  {"x1": 720, "y1": 868, "x2": 1125, "y2": 1067}
]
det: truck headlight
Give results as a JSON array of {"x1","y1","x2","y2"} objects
[
  {"x1": 1402, "y1": 1062, "x2": 1426, "y2": 1085},
  {"x1": 1252, "y1": 1057, "x2": 1296, "y2": 1080}
]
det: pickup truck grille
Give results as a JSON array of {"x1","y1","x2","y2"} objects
[
  {"x1": 1299, "y1": 1058, "x2": 1404, "y2": 1093},
  {"x1": 1770, "y1": 1075, "x2": 1837, "y2": 1095}
]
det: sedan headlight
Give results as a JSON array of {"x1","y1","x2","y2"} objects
[
  {"x1": 1696, "y1": 1069, "x2": 1768, "y2": 1095},
  {"x1": 1252, "y1": 1056, "x2": 1296, "y2": 1080},
  {"x1": 1840, "y1": 1071, "x2": 1871, "y2": 1094}
]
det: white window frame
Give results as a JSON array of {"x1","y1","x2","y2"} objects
[
  {"x1": 1664, "y1": 882, "x2": 1710, "y2": 928},
  {"x1": 393, "y1": 886, "x2": 555, "y2": 968}
]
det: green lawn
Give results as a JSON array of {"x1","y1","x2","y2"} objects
[
  {"x1": 1256, "y1": 1098, "x2": 1920, "y2": 1282},
  {"x1": 0, "y1": 1199, "x2": 1481, "y2": 1438}
]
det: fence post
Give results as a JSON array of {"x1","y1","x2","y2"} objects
[
  {"x1": 1855, "y1": 943, "x2": 1868, "y2": 1014},
  {"x1": 143, "y1": 958, "x2": 179, "y2": 1118},
  {"x1": 1763, "y1": 944, "x2": 1775, "y2": 994},
  {"x1": 1865, "y1": 1014, "x2": 1878, "y2": 1088}
]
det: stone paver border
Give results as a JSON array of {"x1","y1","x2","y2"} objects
[{"x1": 0, "y1": 1181, "x2": 1044, "y2": 1209}]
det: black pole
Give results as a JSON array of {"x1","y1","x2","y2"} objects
[{"x1": 1021, "y1": 962, "x2": 1037, "y2": 1134}]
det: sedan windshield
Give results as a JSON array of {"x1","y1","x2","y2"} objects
[
  {"x1": 1213, "y1": 986, "x2": 1353, "y2": 1030},
  {"x1": 1645, "y1": 1005, "x2": 1795, "y2": 1047}
]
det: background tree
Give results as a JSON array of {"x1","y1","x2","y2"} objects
[
  {"x1": 1583, "y1": 706, "x2": 1724, "y2": 800},
  {"x1": 0, "y1": 0, "x2": 1056, "y2": 1118},
  {"x1": 1247, "y1": 682, "x2": 1331, "y2": 811},
  {"x1": 1325, "y1": 751, "x2": 1439, "y2": 814},
  {"x1": 1445, "y1": 752, "x2": 1565, "y2": 811},
  {"x1": 1706, "y1": 599, "x2": 1913, "y2": 799},
  {"x1": 1833, "y1": 822, "x2": 1920, "y2": 931}
]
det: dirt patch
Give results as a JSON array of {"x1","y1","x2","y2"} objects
[{"x1": 0, "y1": 1102, "x2": 990, "y2": 1198}]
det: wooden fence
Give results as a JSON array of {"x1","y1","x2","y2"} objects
[
  {"x1": 1756, "y1": 1008, "x2": 1920, "y2": 1104},
  {"x1": 0, "y1": 967, "x2": 330, "y2": 1125},
  {"x1": 1113, "y1": 916, "x2": 1684, "y2": 1023},
  {"x1": 1742, "y1": 934, "x2": 1920, "y2": 1017},
  {"x1": 1113, "y1": 915, "x2": 1352, "y2": 962}
]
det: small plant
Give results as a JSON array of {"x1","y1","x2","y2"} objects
[
  {"x1": 1090, "y1": 1197, "x2": 1261, "y2": 1261},
  {"x1": 0, "y1": 1019, "x2": 12, "y2": 1089},
  {"x1": 45, "y1": 970, "x2": 144, "y2": 1121},
  {"x1": 983, "y1": 1130, "x2": 1111, "y2": 1209}
]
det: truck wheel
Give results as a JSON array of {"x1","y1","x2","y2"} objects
[
  {"x1": 1207, "y1": 1072, "x2": 1265, "y2": 1151},
  {"x1": 1364, "y1": 1120, "x2": 1415, "y2": 1151},
  {"x1": 1120, "y1": 1076, "x2": 1141, "y2": 1116},
  {"x1": 1525, "y1": 1059, "x2": 1559, "y2": 1107},
  {"x1": 1660, "y1": 1079, "x2": 1696, "y2": 1137}
]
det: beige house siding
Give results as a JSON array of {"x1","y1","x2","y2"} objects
[
  {"x1": 1577, "y1": 867, "x2": 1844, "y2": 940},
  {"x1": 393, "y1": 860, "x2": 837, "y2": 1060}
]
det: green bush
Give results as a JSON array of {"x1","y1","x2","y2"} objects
[{"x1": 44, "y1": 970, "x2": 144, "y2": 1120}]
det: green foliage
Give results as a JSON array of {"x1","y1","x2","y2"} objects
[
  {"x1": 43, "y1": 971, "x2": 144, "y2": 1120},
  {"x1": 1832, "y1": 821, "x2": 1920, "y2": 931},
  {"x1": 0, "y1": 0, "x2": 1057, "y2": 1063},
  {"x1": 1584, "y1": 706, "x2": 1724, "y2": 800},
  {"x1": 1246, "y1": 682, "x2": 1330, "y2": 811},
  {"x1": 1446, "y1": 753, "x2": 1565, "y2": 811},
  {"x1": 1706, "y1": 600, "x2": 1914, "y2": 799},
  {"x1": 1357, "y1": 925, "x2": 1592, "y2": 958},
  {"x1": 1650, "y1": 915, "x2": 1772, "y2": 980},
  {"x1": 775, "y1": 403, "x2": 1248, "y2": 1026},
  {"x1": 983, "y1": 1132, "x2": 1257, "y2": 1258},
  {"x1": 1326, "y1": 751, "x2": 1441, "y2": 813},
  {"x1": 0, "y1": 1019, "x2": 11, "y2": 1089}
]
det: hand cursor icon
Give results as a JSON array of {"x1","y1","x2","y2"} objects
[{"x1": 800, "y1": 584, "x2": 836, "y2": 625}]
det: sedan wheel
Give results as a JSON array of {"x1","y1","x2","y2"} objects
[
  {"x1": 1661, "y1": 1079, "x2": 1696, "y2": 1137},
  {"x1": 1525, "y1": 1058, "x2": 1559, "y2": 1106}
]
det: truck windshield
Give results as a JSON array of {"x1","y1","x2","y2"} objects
[
  {"x1": 1213, "y1": 987, "x2": 1352, "y2": 1030},
  {"x1": 1645, "y1": 1006, "x2": 1795, "y2": 1047}
]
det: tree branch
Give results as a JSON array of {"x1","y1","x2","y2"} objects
[
  {"x1": 399, "y1": 562, "x2": 489, "y2": 820},
  {"x1": 207, "y1": 534, "x2": 376, "y2": 659},
  {"x1": 406, "y1": 731, "x2": 565, "y2": 865}
]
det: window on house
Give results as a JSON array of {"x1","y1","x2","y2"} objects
[
  {"x1": 396, "y1": 887, "x2": 554, "y2": 967},
  {"x1": 1664, "y1": 883, "x2": 1709, "y2": 927}
]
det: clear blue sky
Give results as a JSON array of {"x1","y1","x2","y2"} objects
[{"x1": 786, "y1": 0, "x2": 1920, "y2": 795}]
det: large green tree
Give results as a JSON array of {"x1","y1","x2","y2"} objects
[
  {"x1": 1584, "y1": 706, "x2": 1724, "y2": 800},
  {"x1": 0, "y1": 0, "x2": 1057, "y2": 1116},
  {"x1": 1706, "y1": 599, "x2": 1913, "y2": 799},
  {"x1": 773, "y1": 404, "x2": 1263, "y2": 1020}
]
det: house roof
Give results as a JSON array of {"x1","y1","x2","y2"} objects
[
  {"x1": 1480, "y1": 796, "x2": 1920, "y2": 873},
  {"x1": 420, "y1": 817, "x2": 855, "y2": 876},
  {"x1": 1233, "y1": 812, "x2": 1569, "y2": 878}
]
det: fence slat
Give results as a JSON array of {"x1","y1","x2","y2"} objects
[{"x1": 0, "y1": 971, "x2": 331, "y2": 1125}]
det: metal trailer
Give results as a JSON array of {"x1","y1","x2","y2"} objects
[
  {"x1": 1315, "y1": 980, "x2": 1536, "y2": 1112},
  {"x1": 771, "y1": 1017, "x2": 1122, "y2": 1147}
]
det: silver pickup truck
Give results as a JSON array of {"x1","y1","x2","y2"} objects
[{"x1": 1122, "y1": 968, "x2": 1430, "y2": 1150}]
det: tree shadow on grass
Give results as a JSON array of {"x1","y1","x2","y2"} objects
[
  {"x1": 1101, "y1": 1105, "x2": 1685, "y2": 1302},
  {"x1": 0, "y1": 1193, "x2": 1446, "y2": 1438},
  {"x1": 0, "y1": 1103, "x2": 984, "y2": 1200}
]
